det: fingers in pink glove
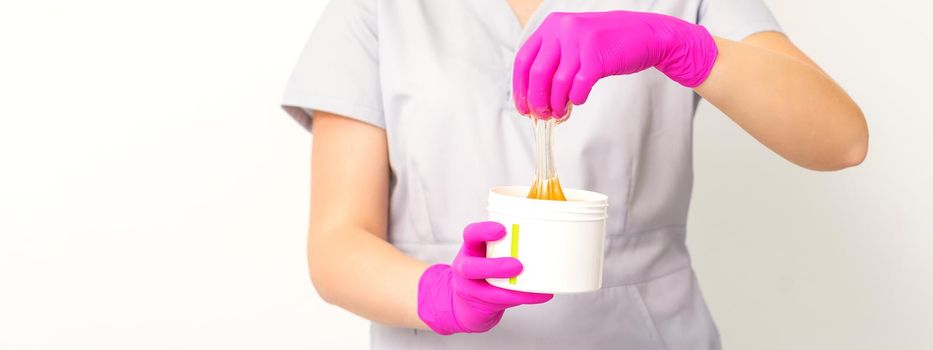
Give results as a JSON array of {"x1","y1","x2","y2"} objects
[
  {"x1": 526, "y1": 38, "x2": 561, "y2": 118},
  {"x1": 514, "y1": 11, "x2": 718, "y2": 114},
  {"x1": 417, "y1": 221, "x2": 555, "y2": 335},
  {"x1": 568, "y1": 36, "x2": 604, "y2": 105},
  {"x1": 453, "y1": 256, "x2": 522, "y2": 279},
  {"x1": 512, "y1": 35, "x2": 542, "y2": 116},
  {"x1": 461, "y1": 221, "x2": 507, "y2": 256},
  {"x1": 549, "y1": 41, "x2": 580, "y2": 118},
  {"x1": 455, "y1": 278, "x2": 553, "y2": 306},
  {"x1": 455, "y1": 221, "x2": 553, "y2": 306}
]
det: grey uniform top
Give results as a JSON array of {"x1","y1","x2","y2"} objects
[{"x1": 282, "y1": 0, "x2": 780, "y2": 348}]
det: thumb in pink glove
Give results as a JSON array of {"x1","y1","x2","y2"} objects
[
  {"x1": 417, "y1": 221, "x2": 553, "y2": 334},
  {"x1": 512, "y1": 11, "x2": 719, "y2": 118}
]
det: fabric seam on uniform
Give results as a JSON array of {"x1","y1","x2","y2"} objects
[
  {"x1": 620, "y1": 147, "x2": 637, "y2": 236},
  {"x1": 628, "y1": 285, "x2": 669, "y2": 350},
  {"x1": 286, "y1": 91, "x2": 384, "y2": 119},
  {"x1": 282, "y1": 92, "x2": 385, "y2": 128},
  {"x1": 389, "y1": 223, "x2": 686, "y2": 246},
  {"x1": 608, "y1": 265, "x2": 691, "y2": 290},
  {"x1": 619, "y1": 223, "x2": 686, "y2": 237},
  {"x1": 719, "y1": 21, "x2": 782, "y2": 42}
]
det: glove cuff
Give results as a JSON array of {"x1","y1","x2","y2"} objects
[
  {"x1": 416, "y1": 264, "x2": 465, "y2": 335},
  {"x1": 657, "y1": 22, "x2": 719, "y2": 88}
]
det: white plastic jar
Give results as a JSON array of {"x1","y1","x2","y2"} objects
[{"x1": 485, "y1": 186, "x2": 609, "y2": 294}]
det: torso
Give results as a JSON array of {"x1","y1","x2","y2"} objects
[{"x1": 372, "y1": 1, "x2": 716, "y2": 348}]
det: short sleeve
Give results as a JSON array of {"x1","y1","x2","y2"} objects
[
  {"x1": 281, "y1": 0, "x2": 384, "y2": 132},
  {"x1": 697, "y1": 0, "x2": 782, "y2": 41}
]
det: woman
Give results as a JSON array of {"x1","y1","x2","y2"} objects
[{"x1": 282, "y1": 0, "x2": 867, "y2": 348}]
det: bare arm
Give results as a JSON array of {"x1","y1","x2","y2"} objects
[
  {"x1": 696, "y1": 32, "x2": 869, "y2": 171},
  {"x1": 308, "y1": 111, "x2": 429, "y2": 329}
]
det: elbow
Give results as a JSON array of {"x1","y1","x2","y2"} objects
[
  {"x1": 806, "y1": 103, "x2": 869, "y2": 171},
  {"x1": 811, "y1": 118, "x2": 869, "y2": 171},
  {"x1": 309, "y1": 267, "x2": 339, "y2": 305},
  {"x1": 807, "y1": 133, "x2": 868, "y2": 172},
  {"x1": 307, "y1": 233, "x2": 340, "y2": 305},
  {"x1": 841, "y1": 138, "x2": 868, "y2": 168},
  {"x1": 836, "y1": 109, "x2": 870, "y2": 169}
]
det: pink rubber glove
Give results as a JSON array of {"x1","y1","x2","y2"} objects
[
  {"x1": 417, "y1": 221, "x2": 553, "y2": 334},
  {"x1": 513, "y1": 11, "x2": 719, "y2": 118}
]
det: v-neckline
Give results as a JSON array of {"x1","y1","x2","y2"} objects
[
  {"x1": 504, "y1": 0, "x2": 546, "y2": 30},
  {"x1": 496, "y1": 0, "x2": 552, "y2": 44}
]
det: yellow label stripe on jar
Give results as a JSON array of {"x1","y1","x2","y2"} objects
[{"x1": 509, "y1": 223, "x2": 520, "y2": 285}]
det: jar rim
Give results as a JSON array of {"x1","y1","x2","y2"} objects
[{"x1": 489, "y1": 186, "x2": 608, "y2": 205}]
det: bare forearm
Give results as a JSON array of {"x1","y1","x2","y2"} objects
[
  {"x1": 306, "y1": 111, "x2": 429, "y2": 329},
  {"x1": 695, "y1": 36, "x2": 868, "y2": 171},
  {"x1": 308, "y1": 226, "x2": 430, "y2": 329}
]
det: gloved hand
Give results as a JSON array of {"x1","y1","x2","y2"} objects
[
  {"x1": 512, "y1": 11, "x2": 719, "y2": 118},
  {"x1": 417, "y1": 221, "x2": 553, "y2": 334}
]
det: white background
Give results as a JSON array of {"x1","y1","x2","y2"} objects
[{"x1": 1, "y1": 0, "x2": 931, "y2": 349}]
